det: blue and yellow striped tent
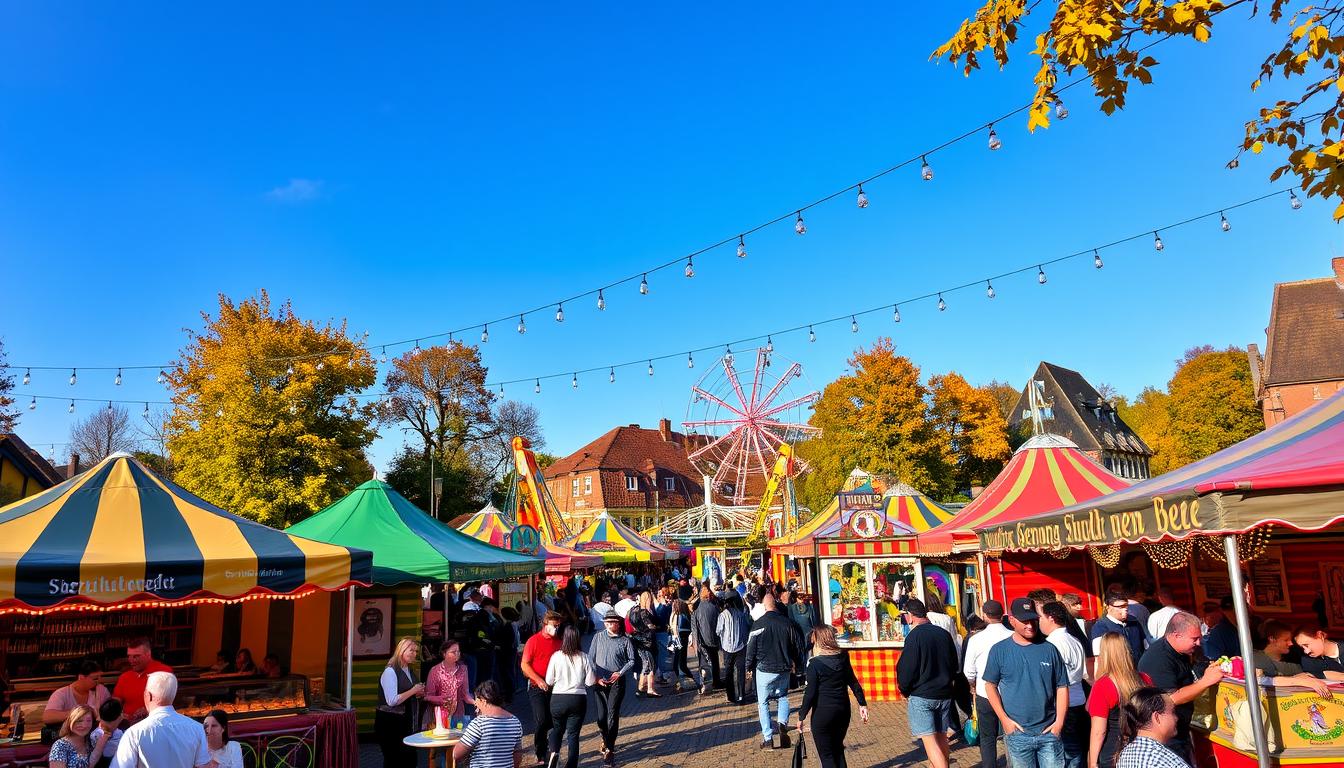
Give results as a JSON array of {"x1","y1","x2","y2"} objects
[
  {"x1": 0, "y1": 452, "x2": 372, "y2": 612},
  {"x1": 563, "y1": 512, "x2": 672, "y2": 563}
]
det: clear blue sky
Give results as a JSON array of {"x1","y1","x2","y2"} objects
[{"x1": 2, "y1": 4, "x2": 1338, "y2": 472}]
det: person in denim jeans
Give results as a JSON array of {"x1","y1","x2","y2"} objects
[
  {"x1": 896, "y1": 598, "x2": 958, "y2": 768},
  {"x1": 984, "y1": 598, "x2": 1069, "y2": 768},
  {"x1": 745, "y1": 592, "x2": 805, "y2": 749}
]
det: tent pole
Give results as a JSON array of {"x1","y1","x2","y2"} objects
[
  {"x1": 345, "y1": 585, "x2": 356, "y2": 709},
  {"x1": 996, "y1": 556, "x2": 1007, "y2": 603},
  {"x1": 978, "y1": 552, "x2": 990, "y2": 601},
  {"x1": 1223, "y1": 535, "x2": 1270, "y2": 768}
]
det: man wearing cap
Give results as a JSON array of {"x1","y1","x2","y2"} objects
[
  {"x1": 590, "y1": 611, "x2": 635, "y2": 766},
  {"x1": 983, "y1": 598, "x2": 1069, "y2": 768},
  {"x1": 963, "y1": 600, "x2": 1013, "y2": 768},
  {"x1": 1038, "y1": 601, "x2": 1087, "y2": 768},
  {"x1": 896, "y1": 598, "x2": 959, "y2": 768}
]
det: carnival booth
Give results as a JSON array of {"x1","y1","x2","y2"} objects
[
  {"x1": 916, "y1": 433, "x2": 1129, "y2": 618},
  {"x1": 563, "y1": 511, "x2": 673, "y2": 564},
  {"x1": 0, "y1": 453, "x2": 372, "y2": 768},
  {"x1": 977, "y1": 389, "x2": 1344, "y2": 768},
  {"x1": 287, "y1": 480, "x2": 544, "y2": 732},
  {"x1": 458, "y1": 503, "x2": 603, "y2": 573}
]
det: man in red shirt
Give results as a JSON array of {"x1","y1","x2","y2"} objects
[
  {"x1": 111, "y1": 639, "x2": 173, "y2": 722},
  {"x1": 519, "y1": 611, "x2": 564, "y2": 767}
]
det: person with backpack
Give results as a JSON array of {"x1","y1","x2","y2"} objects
[{"x1": 627, "y1": 591, "x2": 662, "y2": 698}]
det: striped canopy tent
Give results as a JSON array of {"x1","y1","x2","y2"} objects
[
  {"x1": 457, "y1": 504, "x2": 603, "y2": 573},
  {"x1": 562, "y1": 511, "x2": 673, "y2": 563},
  {"x1": 917, "y1": 434, "x2": 1129, "y2": 555},
  {"x1": 883, "y1": 482, "x2": 957, "y2": 533},
  {"x1": 769, "y1": 482, "x2": 950, "y2": 558},
  {"x1": 288, "y1": 479, "x2": 544, "y2": 584},
  {"x1": 977, "y1": 388, "x2": 1344, "y2": 552},
  {"x1": 0, "y1": 453, "x2": 371, "y2": 613}
]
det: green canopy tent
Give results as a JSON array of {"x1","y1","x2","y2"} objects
[{"x1": 289, "y1": 479, "x2": 545, "y2": 584}]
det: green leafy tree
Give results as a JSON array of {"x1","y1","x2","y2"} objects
[
  {"x1": 0, "y1": 339, "x2": 18, "y2": 434},
  {"x1": 384, "y1": 443, "x2": 484, "y2": 523},
  {"x1": 166, "y1": 291, "x2": 378, "y2": 527}
]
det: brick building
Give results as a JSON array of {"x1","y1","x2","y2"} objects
[
  {"x1": 0, "y1": 434, "x2": 65, "y2": 505},
  {"x1": 544, "y1": 418, "x2": 705, "y2": 531},
  {"x1": 1248, "y1": 257, "x2": 1344, "y2": 426},
  {"x1": 1008, "y1": 362, "x2": 1153, "y2": 480}
]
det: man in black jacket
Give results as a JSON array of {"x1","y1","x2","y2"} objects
[
  {"x1": 689, "y1": 587, "x2": 723, "y2": 694},
  {"x1": 896, "y1": 598, "x2": 958, "y2": 768},
  {"x1": 745, "y1": 592, "x2": 805, "y2": 749}
]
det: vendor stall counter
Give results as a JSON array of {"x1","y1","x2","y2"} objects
[{"x1": 1197, "y1": 676, "x2": 1344, "y2": 768}]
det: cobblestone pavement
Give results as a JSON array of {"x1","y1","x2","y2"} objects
[{"x1": 359, "y1": 677, "x2": 993, "y2": 768}]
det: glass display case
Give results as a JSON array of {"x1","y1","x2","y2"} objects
[
  {"x1": 819, "y1": 555, "x2": 923, "y2": 648},
  {"x1": 174, "y1": 675, "x2": 310, "y2": 719}
]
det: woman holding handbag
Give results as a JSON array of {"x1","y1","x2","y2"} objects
[{"x1": 798, "y1": 626, "x2": 868, "y2": 768}]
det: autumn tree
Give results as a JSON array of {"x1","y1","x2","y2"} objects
[
  {"x1": 382, "y1": 343, "x2": 495, "y2": 467},
  {"x1": 934, "y1": 0, "x2": 1344, "y2": 217},
  {"x1": 929, "y1": 373, "x2": 1013, "y2": 490},
  {"x1": 795, "y1": 339, "x2": 952, "y2": 511},
  {"x1": 165, "y1": 292, "x2": 378, "y2": 527},
  {"x1": 0, "y1": 339, "x2": 18, "y2": 434},
  {"x1": 70, "y1": 404, "x2": 138, "y2": 463},
  {"x1": 982, "y1": 379, "x2": 1021, "y2": 422},
  {"x1": 1117, "y1": 386, "x2": 1176, "y2": 472}
]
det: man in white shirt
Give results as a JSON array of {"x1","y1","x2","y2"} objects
[
  {"x1": 962, "y1": 600, "x2": 1013, "y2": 768},
  {"x1": 1147, "y1": 588, "x2": 1181, "y2": 642},
  {"x1": 112, "y1": 672, "x2": 212, "y2": 768},
  {"x1": 590, "y1": 591, "x2": 615, "y2": 631},
  {"x1": 1040, "y1": 601, "x2": 1088, "y2": 768},
  {"x1": 613, "y1": 589, "x2": 636, "y2": 619}
]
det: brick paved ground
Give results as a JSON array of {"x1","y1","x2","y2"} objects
[{"x1": 360, "y1": 673, "x2": 994, "y2": 768}]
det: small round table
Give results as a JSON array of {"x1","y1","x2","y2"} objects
[{"x1": 404, "y1": 730, "x2": 463, "y2": 768}]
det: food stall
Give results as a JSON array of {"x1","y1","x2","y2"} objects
[
  {"x1": 0, "y1": 453, "x2": 372, "y2": 768},
  {"x1": 974, "y1": 389, "x2": 1344, "y2": 768},
  {"x1": 287, "y1": 479, "x2": 545, "y2": 733}
]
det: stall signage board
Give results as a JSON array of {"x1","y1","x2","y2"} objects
[
  {"x1": 976, "y1": 492, "x2": 1224, "y2": 552},
  {"x1": 510, "y1": 525, "x2": 541, "y2": 555}
]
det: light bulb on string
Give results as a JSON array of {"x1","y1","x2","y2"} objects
[
  {"x1": 556, "y1": 303, "x2": 565, "y2": 323},
  {"x1": 517, "y1": 314, "x2": 527, "y2": 334},
  {"x1": 289, "y1": 404, "x2": 297, "y2": 415},
  {"x1": 684, "y1": 257, "x2": 694, "y2": 278},
  {"x1": 535, "y1": 379, "x2": 541, "y2": 394},
  {"x1": 687, "y1": 352, "x2": 694, "y2": 369},
  {"x1": 608, "y1": 368, "x2": 615, "y2": 383},
  {"x1": 215, "y1": 408, "x2": 224, "y2": 418},
  {"x1": 987, "y1": 125, "x2": 1001, "y2": 151},
  {"x1": 986, "y1": 281, "x2": 996, "y2": 299},
  {"x1": 316, "y1": 360, "x2": 325, "y2": 371},
  {"x1": 1153, "y1": 231, "x2": 1164, "y2": 252},
  {"x1": 921, "y1": 156, "x2": 933, "y2": 181},
  {"x1": 143, "y1": 403, "x2": 150, "y2": 418},
  {"x1": 938, "y1": 294, "x2": 947, "y2": 312},
  {"x1": 23, "y1": 368, "x2": 30, "y2": 385},
  {"x1": 379, "y1": 348, "x2": 388, "y2": 363},
  {"x1": 499, "y1": 384, "x2": 504, "y2": 395},
  {"x1": 1290, "y1": 190, "x2": 1303, "y2": 210},
  {"x1": 1220, "y1": 212, "x2": 1231, "y2": 232},
  {"x1": 28, "y1": 396, "x2": 36, "y2": 411},
  {"x1": 287, "y1": 363, "x2": 295, "y2": 376},
  {"x1": 639, "y1": 274, "x2": 649, "y2": 295},
  {"x1": 597, "y1": 290, "x2": 606, "y2": 311},
  {"x1": 114, "y1": 368, "x2": 122, "y2": 386},
  {"x1": 737, "y1": 236, "x2": 747, "y2": 258},
  {"x1": 766, "y1": 336, "x2": 774, "y2": 353},
  {"x1": 795, "y1": 211, "x2": 806, "y2": 235},
  {"x1": 572, "y1": 373, "x2": 578, "y2": 389},
  {"x1": 856, "y1": 185, "x2": 869, "y2": 209},
  {"x1": 158, "y1": 370, "x2": 166, "y2": 385},
  {"x1": 107, "y1": 401, "x2": 113, "y2": 413},
  {"x1": 69, "y1": 369, "x2": 77, "y2": 386},
  {"x1": 851, "y1": 316, "x2": 859, "y2": 333},
  {"x1": 893, "y1": 305, "x2": 901, "y2": 323},
  {"x1": 1093, "y1": 250, "x2": 1103, "y2": 269},
  {"x1": 68, "y1": 400, "x2": 75, "y2": 414},
  {"x1": 414, "y1": 339, "x2": 421, "y2": 350},
  {"x1": 647, "y1": 360, "x2": 654, "y2": 376},
  {"x1": 1055, "y1": 97, "x2": 1069, "y2": 119},
  {"x1": 1037, "y1": 266, "x2": 1048, "y2": 285},
  {"x1": 481, "y1": 326, "x2": 489, "y2": 343},
  {"x1": 808, "y1": 326, "x2": 816, "y2": 343},
  {"x1": 346, "y1": 357, "x2": 354, "y2": 369},
  {"x1": 724, "y1": 347, "x2": 734, "y2": 366}
]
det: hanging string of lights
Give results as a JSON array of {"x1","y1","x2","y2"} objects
[
  {"x1": 13, "y1": 187, "x2": 1296, "y2": 411},
  {"x1": 1, "y1": 35, "x2": 1199, "y2": 381}
]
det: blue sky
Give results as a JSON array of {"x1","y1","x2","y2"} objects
[{"x1": 2, "y1": 4, "x2": 1338, "y2": 472}]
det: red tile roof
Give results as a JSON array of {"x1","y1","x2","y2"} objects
[
  {"x1": 1263, "y1": 277, "x2": 1344, "y2": 387},
  {"x1": 545, "y1": 423, "x2": 705, "y2": 511}
]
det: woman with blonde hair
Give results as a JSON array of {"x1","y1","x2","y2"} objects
[
  {"x1": 627, "y1": 590, "x2": 661, "y2": 697},
  {"x1": 48, "y1": 706, "x2": 111, "y2": 768},
  {"x1": 798, "y1": 626, "x2": 868, "y2": 768},
  {"x1": 376, "y1": 638, "x2": 425, "y2": 768},
  {"x1": 1086, "y1": 633, "x2": 1151, "y2": 768}
]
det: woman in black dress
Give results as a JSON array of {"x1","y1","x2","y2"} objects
[{"x1": 798, "y1": 626, "x2": 868, "y2": 768}]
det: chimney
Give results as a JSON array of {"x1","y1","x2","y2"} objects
[
  {"x1": 67, "y1": 453, "x2": 80, "y2": 479},
  {"x1": 658, "y1": 418, "x2": 672, "y2": 442},
  {"x1": 1334, "y1": 256, "x2": 1344, "y2": 290}
]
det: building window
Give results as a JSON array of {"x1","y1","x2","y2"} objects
[
  {"x1": 571, "y1": 479, "x2": 580, "y2": 496},
  {"x1": 584, "y1": 476, "x2": 592, "y2": 495},
  {"x1": 626, "y1": 475, "x2": 638, "y2": 492},
  {"x1": 664, "y1": 477, "x2": 675, "y2": 492}
]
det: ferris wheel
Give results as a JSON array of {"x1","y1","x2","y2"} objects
[{"x1": 683, "y1": 348, "x2": 820, "y2": 506}]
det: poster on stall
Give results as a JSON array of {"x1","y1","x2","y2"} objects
[
  {"x1": 1192, "y1": 547, "x2": 1234, "y2": 610},
  {"x1": 1247, "y1": 546, "x2": 1291, "y2": 613},
  {"x1": 1319, "y1": 562, "x2": 1344, "y2": 630}
]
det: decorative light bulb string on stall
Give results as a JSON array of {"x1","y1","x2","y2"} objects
[
  {"x1": 0, "y1": 34, "x2": 1202, "y2": 381},
  {"x1": 11, "y1": 188, "x2": 1301, "y2": 410}
]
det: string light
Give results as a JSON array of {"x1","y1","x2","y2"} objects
[
  {"x1": 1055, "y1": 97, "x2": 1069, "y2": 119},
  {"x1": 608, "y1": 368, "x2": 615, "y2": 383},
  {"x1": 1044, "y1": 548, "x2": 1072, "y2": 560},
  {"x1": 379, "y1": 348, "x2": 388, "y2": 364},
  {"x1": 1037, "y1": 265, "x2": 1048, "y2": 285},
  {"x1": 28, "y1": 396, "x2": 36, "y2": 411},
  {"x1": 287, "y1": 363, "x2": 295, "y2": 376},
  {"x1": 938, "y1": 294, "x2": 947, "y2": 312},
  {"x1": 347, "y1": 357, "x2": 354, "y2": 368},
  {"x1": 23, "y1": 368, "x2": 30, "y2": 385},
  {"x1": 535, "y1": 379, "x2": 541, "y2": 394},
  {"x1": 481, "y1": 326, "x2": 489, "y2": 343},
  {"x1": 1220, "y1": 212, "x2": 1230, "y2": 232},
  {"x1": 893, "y1": 305, "x2": 901, "y2": 323},
  {"x1": 724, "y1": 346, "x2": 735, "y2": 366},
  {"x1": 1089, "y1": 544, "x2": 1120, "y2": 568},
  {"x1": 215, "y1": 408, "x2": 224, "y2": 418},
  {"x1": 647, "y1": 360, "x2": 654, "y2": 376},
  {"x1": 986, "y1": 281, "x2": 996, "y2": 299},
  {"x1": 687, "y1": 352, "x2": 694, "y2": 369},
  {"x1": 766, "y1": 336, "x2": 774, "y2": 353},
  {"x1": 856, "y1": 185, "x2": 869, "y2": 209},
  {"x1": 1290, "y1": 190, "x2": 1302, "y2": 210},
  {"x1": 572, "y1": 373, "x2": 578, "y2": 389},
  {"x1": 597, "y1": 290, "x2": 606, "y2": 311},
  {"x1": 68, "y1": 400, "x2": 75, "y2": 414},
  {"x1": 555, "y1": 303, "x2": 565, "y2": 323},
  {"x1": 1153, "y1": 231, "x2": 1164, "y2": 251},
  {"x1": 1194, "y1": 525, "x2": 1274, "y2": 563},
  {"x1": 114, "y1": 369, "x2": 122, "y2": 386},
  {"x1": 69, "y1": 369, "x2": 77, "y2": 386},
  {"x1": 640, "y1": 274, "x2": 649, "y2": 295},
  {"x1": 143, "y1": 403, "x2": 150, "y2": 418},
  {"x1": 920, "y1": 156, "x2": 933, "y2": 181},
  {"x1": 1143, "y1": 540, "x2": 1193, "y2": 569},
  {"x1": 987, "y1": 125, "x2": 1001, "y2": 151},
  {"x1": 808, "y1": 326, "x2": 816, "y2": 343},
  {"x1": 1093, "y1": 250, "x2": 1103, "y2": 269},
  {"x1": 517, "y1": 315, "x2": 527, "y2": 335},
  {"x1": 795, "y1": 212, "x2": 806, "y2": 235},
  {"x1": 684, "y1": 256, "x2": 694, "y2": 278},
  {"x1": 736, "y1": 236, "x2": 747, "y2": 259},
  {"x1": 106, "y1": 400, "x2": 113, "y2": 412},
  {"x1": 315, "y1": 360, "x2": 325, "y2": 370},
  {"x1": 850, "y1": 315, "x2": 859, "y2": 333}
]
